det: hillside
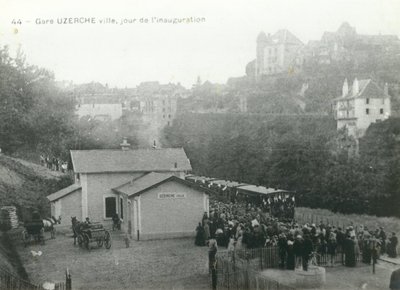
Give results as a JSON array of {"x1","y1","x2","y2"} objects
[{"x1": 0, "y1": 154, "x2": 73, "y2": 221}]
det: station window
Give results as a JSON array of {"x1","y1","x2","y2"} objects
[
  {"x1": 366, "y1": 108, "x2": 370, "y2": 115},
  {"x1": 366, "y1": 98, "x2": 369, "y2": 104},
  {"x1": 105, "y1": 196, "x2": 116, "y2": 218},
  {"x1": 380, "y1": 108, "x2": 384, "y2": 114}
]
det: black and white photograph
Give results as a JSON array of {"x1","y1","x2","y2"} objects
[{"x1": 0, "y1": 0, "x2": 400, "y2": 289}]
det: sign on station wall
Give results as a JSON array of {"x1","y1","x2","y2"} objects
[{"x1": 158, "y1": 193, "x2": 186, "y2": 199}]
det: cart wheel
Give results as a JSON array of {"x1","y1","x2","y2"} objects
[
  {"x1": 77, "y1": 234, "x2": 83, "y2": 247},
  {"x1": 97, "y1": 239, "x2": 104, "y2": 248},
  {"x1": 105, "y1": 231, "x2": 111, "y2": 249}
]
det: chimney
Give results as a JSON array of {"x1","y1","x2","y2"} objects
[
  {"x1": 384, "y1": 83, "x2": 389, "y2": 96},
  {"x1": 120, "y1": 137, "x2": 130, "y2": 151},
  {"x1": 342, "y1": 79, "x2": 349, "y2": 97},
  {"x1": 352, "y1": 78, "x2": 359, "y2": 96}
]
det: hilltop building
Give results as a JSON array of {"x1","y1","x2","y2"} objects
[
  {"x1": 333, "y1": 78, "x2": 391, "y2": 137},
  {"x1": 47, "y1": 142, "x2": 211, "y2": 240},
  {"x1": 305, "y1": 22, "x2": 400, "y2": 65},
  {"x1": 251, "y1": 29, "x2": 304, "y2": 79},
  {"x1": 136, "y1": 82, "x2": 187, "y2": 126}
]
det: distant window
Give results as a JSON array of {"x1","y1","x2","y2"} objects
[
  {"x1": 366, "y1": 108, "x2": 370, "y2": 115},
  {"x1": 366, "y1": 98, "x2": 369, "y2": 104},
  {"x1": 168, "y1": 114, "x2": 171, "y2": 119},
  {"x1": 163, "y1": 115, "x2": 165, "y2": 119},
  {"x1": 105, "y1": 197, "x2": 116, "y2": 218},
  {"x1": 380, "y1": 108, "x2": 384, "y2": 114}
]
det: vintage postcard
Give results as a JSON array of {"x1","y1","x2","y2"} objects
[{"x1": 0, "y1": 0, "x2": 399, "y2": 289}]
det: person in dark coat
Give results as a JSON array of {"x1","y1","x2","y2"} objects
[
  {"x1": 302, "y1": 234, "x2": 314, "y2": 271},
  {"x1": 327, "y1": 233, "x2": 337, "y2": 267},
  {"x1": 286, "y1": 238, "x2": 296, "y2": 270},
  {"x1": 336, "y1": 227, "x2": 345, "y2": 265},
  {"x1": 208, "y1": 239, "x2": 218, "y2": 290},
  {"x1": 388, "y1": 233, "x2": 398, "y2": 258},
  {"x1": 362, "y1": 234, "x2": 372, "y2": 264},
  {"x1": 195, "y1": 223, "x2": 205, "y2": 246},
  {"x1": 379, "y1": 227, "x2": 387, "y2": 254},
  {"x1": 278, "y1": 234, "x2": 287, "y2": 269},
  {"x1": 293, "y1": 235, "x2": 303, "y2": 269},
  {"x1": 344, "y1": 235, "x2": 356, "y2": 267},
  {"x1": 390, "y1": 268, "x2": 400, "y2": 290}
]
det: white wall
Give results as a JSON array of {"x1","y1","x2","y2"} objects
[{"x1": 76, "y1": 103, "x2": 123, "y2": 120}]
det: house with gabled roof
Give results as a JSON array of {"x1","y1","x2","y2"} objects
[
  {"x1": 255, "y1": 29, "x2": 304, "y2": 78},
  {"x1": 47, "y1": 141, "x2": 210, "y2": 239},
  {"x1": 332, "y1": 78, "x2": 391, "y2": 137}
]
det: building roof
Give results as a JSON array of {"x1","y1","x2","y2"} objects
[
  {"x1": 237, "y1": 184, "x2": 292, "y2": 196},
  {"x1": 257, "y1": 31, "x2": 268, "y2": 43},
  {"x1": 272, "y1": 29, "x2": 303, "y2": 45},
  {"x1": 334, "y1": 79, "x2": 389, "y2": 101},
  {"x1": 70, "y1": 148, "x2": 192, "y2": 174},
  {"x1": 113, "y1": 172, "x2": 211, "y2": 197},
  {"x1": 47, "y1": 184, "x2": 82, "y2": 202}
]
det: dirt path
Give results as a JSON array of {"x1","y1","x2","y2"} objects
[{"x1": 18, "y1": 232, "x2": 210, "y2": 289}]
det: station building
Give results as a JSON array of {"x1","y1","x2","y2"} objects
[{"x1": 47, "y1": 141, "x2": 210, "y2": 239}]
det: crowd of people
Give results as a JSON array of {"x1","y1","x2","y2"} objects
[
  {"x1": 195, "y1": 199, "x2": 399, "y2": 271},
  {"x1": 40, "y1": 154, "x2": 68, "y2": 173}
]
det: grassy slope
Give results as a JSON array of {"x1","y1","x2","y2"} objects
[
  {"x1": 296, "y1": 207, "x2": 400, "y2": 235},
  {"x1": 0, "y1": 154, "x2": 72, "y2": 281},
  {"x1": 0, "y1": 154, "x2": 72, "y2": 221}
]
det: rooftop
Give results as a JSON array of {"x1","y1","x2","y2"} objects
[
  {"x1": 113, "y1": 172, "x2": 174, "y2": 196},
  {"x1": 334, "y1": 79, "x2": 389, "y2": 101},
  {"x1": 47, "y1": 184, "x2": 82, "y2": 202},
  {"x1": 70, "y1": 148, "x2": 192, "y2": 174},
  {"x1": 113, "y1": 172, "x2": 212, "y2": 197},
  {"x1": 237, "y1": 184, "x2": 292, "y2": 196}
]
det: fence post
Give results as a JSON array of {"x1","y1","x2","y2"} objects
[{"x1": 66, "y1": 268, "x2": 71, "y2": 290}]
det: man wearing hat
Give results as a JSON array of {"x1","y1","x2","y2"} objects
[{"x1": 378, "y1": 227, "x2": 387, "y2": 254}]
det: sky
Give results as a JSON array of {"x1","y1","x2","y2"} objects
[{"x1": 0, "y1": 0, "x2": 399, "y2": 88}]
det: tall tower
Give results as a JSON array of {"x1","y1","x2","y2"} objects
[{"x1": 256, "y1": 32, "x2": 268, "y2": 78}]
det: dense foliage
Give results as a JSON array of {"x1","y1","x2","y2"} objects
[
  {"x1": 0, "y1": 47, "x2": 145, "y2": 162},
  {"x1": 0, "y1": 47, "x2": 75, "y2": 157},
  {"x1": 163, "y1": 113, "x2": 400, "y2": 217}
]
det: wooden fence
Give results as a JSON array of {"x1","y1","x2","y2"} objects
[
  {"x1": 0, "y1": 266, "x2": 70, "y2": 290},
  {"x1": 213, "y1": 246, "x2": 367, "y2": 289},
  {"x1": 214, "y1": 252, "x2": 294, "y2": 290},
  {"x1": 0, "y1": 266, "x2": 44, "y2": 290},
  {"x1": 219, "y1": 246, "x2": 363, "y2": 271}
]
